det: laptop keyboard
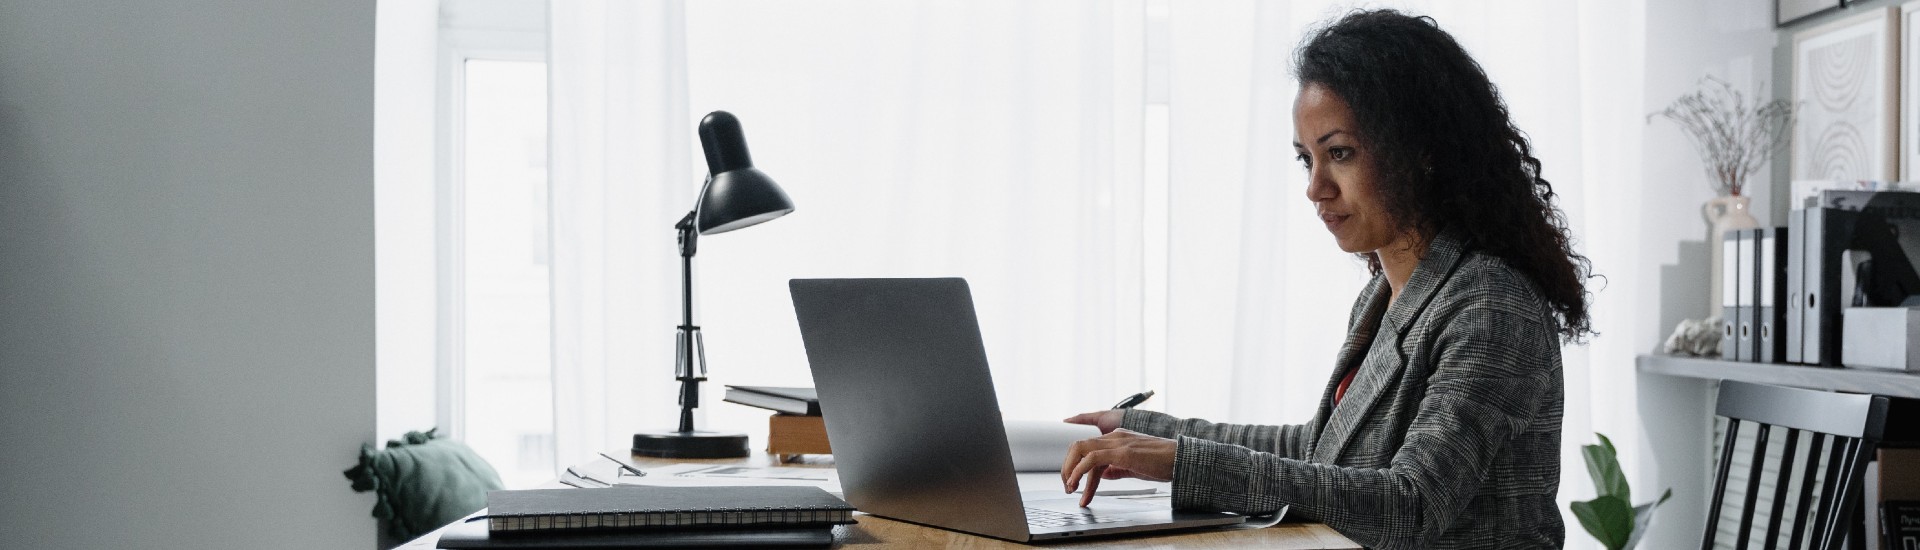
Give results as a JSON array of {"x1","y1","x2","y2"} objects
[{"x1": 1025, "y1": 507, "x2": 1128, "y2": 528}]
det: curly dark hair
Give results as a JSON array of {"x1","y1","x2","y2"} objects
[{"x1": 1295, "y1": 9, "x2": 1595, "y2": 341}]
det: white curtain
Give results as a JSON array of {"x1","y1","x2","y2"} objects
[
  {"x1": 549, "y1": 0, "x2": 1143, "y2": 460},
  {"x1": 548, "y1": 0, "x2": 694, "y2": 467},
  {"x1": 677, "y1": 0, "x2": 1146, "y2": 435},
  {"x1": 547, "y1": 3, "x2": 1645, "y2": 547}
]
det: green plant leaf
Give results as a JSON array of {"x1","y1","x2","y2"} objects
[
  {"x1": 1582, "y1": 434, "x2": 1630, "y2": 502},
  {"x1": 1622, "y1": 489, "x2": 1674, "y2": 550},
  {"x1": 1571, "y1": 495, "x2": 1634, "y2": 550}
]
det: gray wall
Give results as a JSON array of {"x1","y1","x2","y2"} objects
[{"x1": 0, "y1": 2, "x2": 377, "y2": 548}]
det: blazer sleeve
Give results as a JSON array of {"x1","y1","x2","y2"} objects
[
  {"x1": 1168, "y1": 299, "x2": 1557, "y2": 549},
  {"x1": 1120, "y1": 409, "x2": 1312, "y2": 461}
]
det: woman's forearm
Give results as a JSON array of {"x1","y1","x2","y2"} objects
[{"x1": 1120, "y1": 408, "x2": 1310, "y2": 460}]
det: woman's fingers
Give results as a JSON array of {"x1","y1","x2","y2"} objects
[
  {"x1": 1060, "y1": 430, "x2": 1126, "y2": 485},
  {"x1": 1061, "y1": 438, "x2": 1092, "y2": 485},
  {"x1": 1061, "y1": 410, "x2": 1123, "y2": 433},
  {"x1": 1062, "y1": 429, "x2": 1177, "y2": 507},
  {"x1": 1062, "y1": 411, "x2": 1102, "y2": 425},
  {"x1": 1079, "y1": 467, "x2": 1104, "y2": 507},
  {"x1": 1066, "y1": 448, "x2": 1119, "y2": 494}
]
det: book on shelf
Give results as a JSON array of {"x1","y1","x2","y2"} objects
[
  {"x1": 1887, "y1": 501, "x2": 1920, "y2": 548},
  {"x1": 722, "y1": 386, "x2": 819, "y2": 416},
  {"x1": 768, "y1": 413, "x2": 831, "y2": 459},
  {"x1": 1873, "y1": 449, "x2": 1920, "y2": 549},
  {"x1": 485, "y1": 485, "x2": 854, "y2": 534}
]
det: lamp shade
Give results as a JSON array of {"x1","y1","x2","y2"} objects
[
  {"x1": 693, "y1": 111, "x2": 794, "y2": 234},
  {"x1": 695, "y1": 168, "x2": 793, "y2": 234}
]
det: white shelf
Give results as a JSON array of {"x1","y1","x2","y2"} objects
[{"x1": 1636, "y1": 354, "x2": 1920, "y2": 399}]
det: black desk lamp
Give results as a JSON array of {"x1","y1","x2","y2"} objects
[{"x1": 632, "y1": 111, "x2": 795, "y2": 458}]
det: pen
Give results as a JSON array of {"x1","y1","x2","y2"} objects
[
  {"x1": 598, "y1": 452, "x2": 648, "y2": 477},
  {"x1": 1111, "y1": 390, "x2": 1155, "y2": 410}
]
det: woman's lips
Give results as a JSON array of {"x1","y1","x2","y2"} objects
[{"x1": 1320, "y1": 211, "x2": 1348, "y2": 231}]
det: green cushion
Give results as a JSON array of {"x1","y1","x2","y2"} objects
[{"x1": 343, "y1": 428, "x2": 504, "y2": 541}]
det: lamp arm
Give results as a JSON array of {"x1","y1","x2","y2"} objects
[
  {"x1": 675, "y1": 210, "x2": 698, "y2": 258},
  {"x1": 673, "y1": 209, "x2": 704, "y2": 434}
]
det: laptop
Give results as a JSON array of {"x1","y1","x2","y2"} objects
[{"x1": 789, "y1": 277, "x2": 1248, "y2": 542}]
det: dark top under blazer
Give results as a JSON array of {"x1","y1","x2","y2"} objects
[{"x1": 1122, "y1": 228, "x2": 1565, "y2": 549}]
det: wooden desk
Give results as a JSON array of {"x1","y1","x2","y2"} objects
[{"x1": 396, "y1": 452, "x2": 1359, "y2": 549}]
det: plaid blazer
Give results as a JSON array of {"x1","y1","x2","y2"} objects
[{"x1": 1123, "y1": 229, "x2": 1565, "y2": 549}]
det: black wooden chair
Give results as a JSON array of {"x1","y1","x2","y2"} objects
[{"x1": 1702, "y1": 380, "x2": 1888, "y2": 550}]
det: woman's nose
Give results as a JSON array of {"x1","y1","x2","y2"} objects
[{"x1": 1304, "y1": 169, "x2": 1336, "y2": 203}]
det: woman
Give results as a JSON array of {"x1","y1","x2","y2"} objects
[{"x1": 1060, "y1": 10, "x2": 1591, "y2": 549}]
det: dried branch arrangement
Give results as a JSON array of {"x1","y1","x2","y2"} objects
[{"x1": 1647, "y1": 76, "x2": 1796, "y2": 197}]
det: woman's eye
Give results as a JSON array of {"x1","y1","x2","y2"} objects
[
  {"x1": 1329, "y1": 147, "x2": 1352, "y2": 162},
  {"x1": 1295, "y1": 153, "x2": 1312, "y2": 168}
]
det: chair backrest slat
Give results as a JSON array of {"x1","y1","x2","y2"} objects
[
  {"x1": 1733, "y1": 422, "x2": 1771, "y2": 550},
  {"x1": 1760, "y1": 428, "x2": 1800, "y2": 550},
  {"x1": 1786, "y1": 432, "x2": 1826, "y2": 550},
  {"x1": 1808, "y1": 437, "x2": 1846, "y2": 550},
  {"x1": 1816, "y1": 438, "x2": 1873, "y2": 550},
  {"x1": 1702, "y1": 418, "x2": 1742, "y2": 550}
]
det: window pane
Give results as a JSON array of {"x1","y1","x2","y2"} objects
[{"x1": 461, "y1": 58, "x2": 553, "y2": 488}]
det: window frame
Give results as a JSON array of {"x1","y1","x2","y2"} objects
[{"x1": 433, "y1": 24, "x2": 548, "y2": 441}]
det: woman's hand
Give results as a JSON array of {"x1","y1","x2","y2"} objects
[
  {"x1": 1060, "y1": 429, "x2": 1177, "y2": 507},
  {"x1": 1062, "y1": 410, "x2": 1125, "y2": 434}
]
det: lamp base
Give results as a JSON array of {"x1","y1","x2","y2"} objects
[{"x1": 632, "y1": 429, "x2": 750, "y2": 458}]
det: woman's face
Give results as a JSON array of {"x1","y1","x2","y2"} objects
[{"x1": 1293, "y1": 83, "x2": 1399, "y2": 255}]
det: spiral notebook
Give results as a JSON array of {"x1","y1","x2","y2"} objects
[
  {"x1": 438, "y1": 521, "x2": 833, "y2": 549},
  {"x1": 486, "y1": 486, "x2": 855, "y2": 533}
]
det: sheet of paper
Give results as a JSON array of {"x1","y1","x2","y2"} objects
[
  {"x1": 652, "y1": 462, "x2": 838, "y2": 482},
  {"x1": 564, "y1": 460, "x2": 844, "y2": 495},
  {"x1": 1004, "y1": 419, "x2": 1100, "y2": 472}
]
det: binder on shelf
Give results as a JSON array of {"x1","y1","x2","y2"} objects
[
  {"x1": 1758, "y1": 227, "x2": 1787, "y2": 363},
  {"x1": 1786, "y1": 211, "x2": 1805, "y2": 364},
  {"x1": 1720, "y1": 228, "x2": 1741, "y2": 361},
  {"x1": 1804, "y1": 207, "x2": 1861, "y2": 366},
  {"x1": 1736, "y1": 228, "x2": 1755, "y2": 363}
]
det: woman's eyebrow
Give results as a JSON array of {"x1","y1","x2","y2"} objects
[{"x1": 1316, "y1": 129, "x2": 1347, "y2": 144}]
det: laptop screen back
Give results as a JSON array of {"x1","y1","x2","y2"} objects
[{"x1": 789, "y1": 278, "x2": 1031, "y2": 541}]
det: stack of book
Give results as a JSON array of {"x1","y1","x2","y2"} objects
[
  {"x1": 724, "y1": 386, "x2": 830, "y2": 461},
  {"x1": 437, "y1": 485, "x2": 854, "y2": 549}
]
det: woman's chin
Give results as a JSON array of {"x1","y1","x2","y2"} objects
[{"x1": 1332, "y1": 238, "x2": 1366, "y2": 254}]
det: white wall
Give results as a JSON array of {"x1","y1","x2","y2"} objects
[
  {"x1": 1633, "y1": 0, "x2": 1782, "y2": 547},
  {"x1": 376, "y1": 0, "x2": 441, "y2": 446},
  {"x1": 0, "y1": 2, "x2": 377, "y2": 549}
]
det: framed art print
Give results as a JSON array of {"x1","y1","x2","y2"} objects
[
  {"x1": 1904, "y1": 3, "x2": 1920, "y2": 179},
  {"x1": 1779, "y1": 0, "x2": 1842, "y2": 27},
  {"x1": 1794, "y1": 6, "x2": 1899, "y2": 182}
]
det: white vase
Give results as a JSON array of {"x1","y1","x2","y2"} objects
[{"x1": 1704, "y1": 194, "x2": 1761, "y2": 320}]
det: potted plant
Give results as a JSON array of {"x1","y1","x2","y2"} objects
[{"x1": 1570, "y1": 433, "x2": 1672, "y2": 550}]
